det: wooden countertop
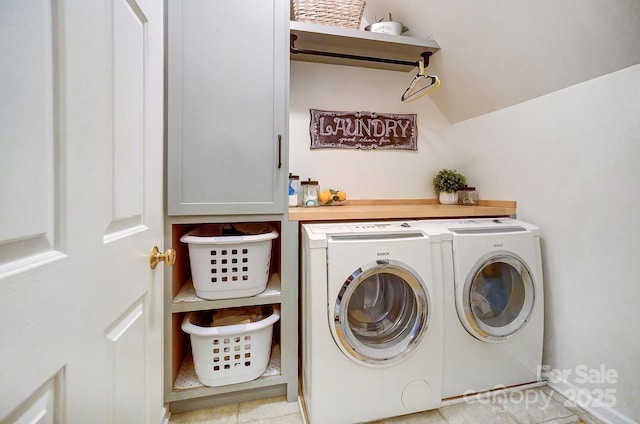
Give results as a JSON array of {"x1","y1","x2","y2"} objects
[{"x1": 288, "y1": 199, "x2": 516, "y2": 221}]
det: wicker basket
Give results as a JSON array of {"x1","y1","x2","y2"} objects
[{"x1": 292, "y1": 0, "x2": 366, "y2": 29}]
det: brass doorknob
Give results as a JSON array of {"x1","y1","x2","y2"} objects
[{"x1": 150, "y1": 246, "x2": 176, "y2": 269}]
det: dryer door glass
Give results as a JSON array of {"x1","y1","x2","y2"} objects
[
  {"x1": 333, "y1": 259, "x2": 429, "y2": 365},
  {"x1": 464, "y1": 254, "x2": 535, "y2": 341}
]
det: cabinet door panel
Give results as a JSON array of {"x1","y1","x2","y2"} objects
[{"x1": 167, "y1": 0, "x2": 286, "y2": 215}]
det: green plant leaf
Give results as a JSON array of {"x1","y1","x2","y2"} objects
[{"x1": 432, "y1": 168, "x2": 468, "y2": 193}]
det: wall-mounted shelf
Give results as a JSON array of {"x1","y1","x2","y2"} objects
[
  {"x1": 290, "y1": 21, "x2": 440, "y2": 72},
  {"x1": 288, "y1": 199, "x2": 517, "y2": 221}
]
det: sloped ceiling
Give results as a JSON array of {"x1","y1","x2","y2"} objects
[{"x1": 363, "y1": 0, "x2": 640, "y2": 123}]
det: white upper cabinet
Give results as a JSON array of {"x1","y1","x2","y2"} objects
[{"x1": 167, "y1": 0, "x2": 288, "y2": 215}]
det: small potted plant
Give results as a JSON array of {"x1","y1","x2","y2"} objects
[
  {"x1": 365, "y1": 13, "x2": 409, "y2": 35},
  {"x1": 432, "y1": 168, "x2": 467, "y2": 204}
]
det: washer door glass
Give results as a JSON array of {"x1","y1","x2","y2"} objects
[
  {"x1": 333, "y1": 259, "x2": 429, "y2": 365},
  {"x1": 462, "y1": 253, "x2": 535, "y2": 341}
]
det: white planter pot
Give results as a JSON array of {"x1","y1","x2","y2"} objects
[
  {"x1": 439, "y1": 192, "x2": 459, "y2": 205},
  {"x1": 365, "y1": 21, "x2": 403, "y2": 35}
]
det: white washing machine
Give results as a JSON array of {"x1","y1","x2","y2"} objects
[
  {"x1": 418, "y1": 218, "x2": 544, "y2": 400},
  {"x1": 301, "y1": 221, "x2": 443, "y2": 424}
]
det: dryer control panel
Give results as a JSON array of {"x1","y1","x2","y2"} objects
[{"x1": 303, "y1": 221, "x2": 422, "y2": 248}]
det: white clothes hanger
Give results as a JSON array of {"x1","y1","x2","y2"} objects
[{"x1": 401, "y1": 58, "x2": 441, "y2": 103}]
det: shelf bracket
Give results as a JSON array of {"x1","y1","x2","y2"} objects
[{"x1": 290, "y1": 34, "x2": 431, "y2": 69}]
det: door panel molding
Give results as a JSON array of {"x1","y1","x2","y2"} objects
[
  {"x1": 105, "y1": 299, "x2": 146, "y2": 424},
  {"x1": 0, "y1": 0, "x2": 64, "y2": 277},
  {"x1": 105, "y1": 0, "x2": 147, "y2": 240}
]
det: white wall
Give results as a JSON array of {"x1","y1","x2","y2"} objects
[
  {"x1": 290, "y1": 61, "x2": 455, "y2": 199},
  {"x1": 448, "y1": 64, "x2": 640, "y2": 423},
  {"x1": 290, "y1": 60, "x2": 640, "y2": 422},
  {"x1": 362, "y1": 0, "x2": 640, "y2": 123}
]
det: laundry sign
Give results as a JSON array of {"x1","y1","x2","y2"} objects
[{"x1": 309, "y1": 109, "x2": 417, "y2": 150}]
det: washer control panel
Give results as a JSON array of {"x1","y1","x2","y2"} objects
[{"x1": 347, "y1": 222, "x2": 413, "y2": 232}]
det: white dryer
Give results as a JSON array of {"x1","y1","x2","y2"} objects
[
  {"x1": 301, "y1": 221, "x2": 443, "y2": 424},
  {"x1": 419, "y1": 218, "x2": 544, "y2": 400}
]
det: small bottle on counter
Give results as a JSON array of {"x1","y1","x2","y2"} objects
[
  {"x1": 301, "y1": 178, "x2": 319, "y2": 207},
  {"x1": 459, "y1": 187, "x2": 478, "y2": 205},
  {"x1": 288, "y1": 173, "x2": 300, "y2": 207}
]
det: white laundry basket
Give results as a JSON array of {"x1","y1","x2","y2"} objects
[
  {"x1": 182, "y1": 307, "x2": 280, "y2": 387},
  {"x1": 180, "y1": 223, "x2": 278, "y2": 300}
]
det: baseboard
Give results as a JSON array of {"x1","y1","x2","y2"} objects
[
  {"x1": 547, "y1": 379, "x2": 636, "y2": 424},
  {"x1": 160, "y1": 405, "x2": 170, "y2": 424},
  {"x1": 298, "y1": 394, "x2": 309, "y2": 424},
  {"x1": 440, "y1": 381, "x2": 547, "y2": 407}
]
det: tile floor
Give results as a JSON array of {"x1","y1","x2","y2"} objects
[{"x1": 168, "y1": 386, "x2": 606, "y2": 424}]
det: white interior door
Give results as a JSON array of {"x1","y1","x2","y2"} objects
[{"x1": 0, "y1": 1, "x2": 164, "y2": 423}]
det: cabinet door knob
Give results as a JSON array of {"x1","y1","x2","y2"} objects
[{"x1": 150, "y1": 246, "x2": 176, "y2": 269}]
